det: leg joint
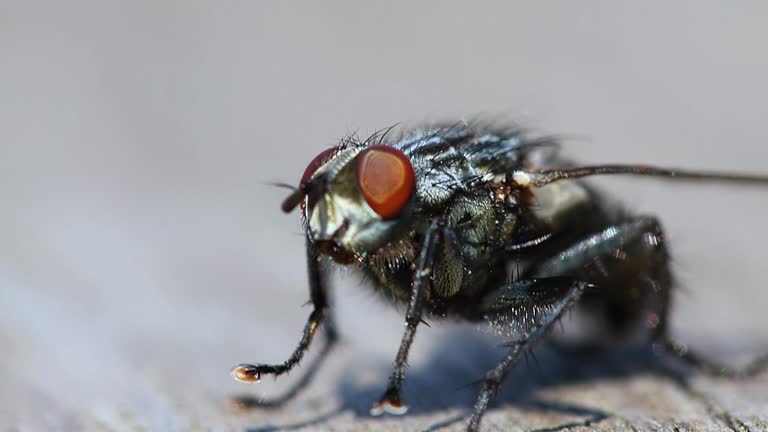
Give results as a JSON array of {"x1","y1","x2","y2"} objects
[
  {"x1": 404, "y1": 313, "x2": 421, "y2": 327},
  {"x1": 484, "y1": 369, "x2": 503, "y2": 386}
]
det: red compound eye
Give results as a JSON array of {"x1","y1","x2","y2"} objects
[
  {"x1": 300, "y1": 147, "x2": 338, "y2": 186},
  {"x1": 355, "y1": 145, "x2": 415, "y2": 219}
]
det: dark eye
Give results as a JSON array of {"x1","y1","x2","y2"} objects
[
  {"x1": 300, "y1": 147, "x2": 338, "y2": 186},
  {"x1": 355, "y1": 145, "x2": 415, "y2": 219}
]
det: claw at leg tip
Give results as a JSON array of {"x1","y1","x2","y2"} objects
[
  {"x1": 231, "y1": 364, "x2": 262, "y2": 383},
  {"x1": 370, "y1": 400, "x2": 409, "y2": 416}
]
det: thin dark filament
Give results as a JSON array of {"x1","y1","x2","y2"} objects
[
  {"x1": 269, "y1": 182, "x2": 297, "y2": 191},
  {"x1": 533, "y1": 164, "x2": 768, "y2": 187},
  {"x1": 370, "y1": 123, "x2": 400, "y2": 146}
]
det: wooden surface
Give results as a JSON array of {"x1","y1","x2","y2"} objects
[{"x1": 2, "y1": 2, "x2": 768, "y2": 431}]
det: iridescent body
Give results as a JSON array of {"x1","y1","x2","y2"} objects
[{"x1": 305, "y1": 126, "x2": 613, "y2": 321}]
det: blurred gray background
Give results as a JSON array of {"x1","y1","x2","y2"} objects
[{"x1": 1, "y1": 2, "x2": 767, "y2": 431}]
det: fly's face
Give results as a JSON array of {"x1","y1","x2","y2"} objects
[{"x1": 297, "y1": 144, "x2": 417, "y2": 264}]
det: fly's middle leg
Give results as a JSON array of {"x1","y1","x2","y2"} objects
[{"x1": 467, "y1": 277, "x2": 590, "y2": 432}]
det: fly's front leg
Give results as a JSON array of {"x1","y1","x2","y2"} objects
[
  {"x1": 370, "y1": 220, "x2": 443, "y2": 416},
  {"x1": 468, "y1": 277, "x2": 590, "y2": 432},
  {"x1": 230, "y1": 231, "x2": 338, "y2": 408}
]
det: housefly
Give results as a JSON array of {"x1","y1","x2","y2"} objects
[{"x1": 231, "y1": 123, "x2": 768, "y2": 431}]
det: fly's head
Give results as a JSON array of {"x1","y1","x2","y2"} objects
[{"x1": 284, "y1": 144, "x2": 417, "y2": 264}]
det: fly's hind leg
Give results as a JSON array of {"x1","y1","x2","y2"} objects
[{"x1": 532, "y1": 216, "x2": 768, "y2": 378}]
